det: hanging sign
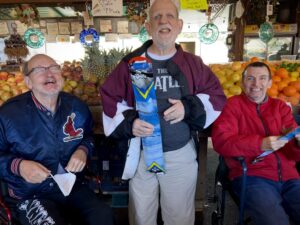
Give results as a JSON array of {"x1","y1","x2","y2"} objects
[
  {"x1": 0, "y1": 22, "x2": 9, "y2": 35},
  {"x1": 180, "y1": 0, "x2": 208, "y2": 10},
  {"x1": 92, "y1": 0, "x2": 123, "y2": 17},
  {"x1": 100, "y1": 20, "x2": 112, "y2": 33}
]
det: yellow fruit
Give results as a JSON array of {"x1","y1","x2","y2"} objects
[
  {"x1": 218, "y1": 76, "x2": 226, "y2": 84},
  {"x1": 230, "y1": 73, "x2": 241, "y2": 83},
  {"x1": 222, "y1": 81, "x2": 234, "y2": 90},
  {"x1": 290, "y1": 71, "x2": 299, "y2": 79},
  {"x1": 225, "y1": 69, "x2": 234, "y2": 76},
  {"x1": 229, "y1": 85, "x2": 242, "y2": 95},
  {"x1": 231, "y1": 62, "x2": 242, "y2": 71},
  {"x1": 223, "y1": 89, "x2": 229, "y2": 96}
]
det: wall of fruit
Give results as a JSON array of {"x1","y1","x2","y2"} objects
[
  {"x1": 210, "y1": 58, "x2": 300, "y2": 106},
  {"x1": 1, "y1": 58, "x2": 300, "y2": 109}
]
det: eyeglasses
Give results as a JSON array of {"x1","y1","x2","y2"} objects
[{"x1": 26, "y1": 65, "x2": 61, "y2": 76}]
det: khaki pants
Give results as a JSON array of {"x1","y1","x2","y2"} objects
[{"x1": 129, "y1": 139, "x2": 198, "y2": 225}]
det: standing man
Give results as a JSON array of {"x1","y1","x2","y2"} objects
[
  {"x1": 0, "y1": 54, "x2": 114, "y2": 225},
  {"x1": 212, "y1": 62, "x2": 300, "y2": 225},
  {"x1": 100, "y1": 0, "x2": 226, "y2": 224}
]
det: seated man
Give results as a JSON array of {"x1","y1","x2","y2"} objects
[
  {"x1": 0, "y1": 54, "x2": 114, "y2": 225},
  {"x1": 212, "y1": 61, "x2": 300, "y2": 225}
]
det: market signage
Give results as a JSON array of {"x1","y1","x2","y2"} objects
[
  {"x1": 92, "y1": 0, "x2": 123, "y2": 17},
  {"x1": 180, "y1": 0, "x2": 208, "y2": 10}
]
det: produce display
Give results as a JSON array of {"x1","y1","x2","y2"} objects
[
  {"x1": 1, "y1": 58, "x2": 300, "y2": 108},
  {"x1": 210, "y1": 58, "x2": 300, "y2": 106},
  {"x1": 0, "y1": 71, "x2": 29, "y2": 106}
]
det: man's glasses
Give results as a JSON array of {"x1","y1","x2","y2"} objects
[{"x1": 26, "y1": 65, "x2": 61, "y2": 76}]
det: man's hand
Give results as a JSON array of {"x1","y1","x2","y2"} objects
[
  {"x1": 65, "y1": 148, "x2": 87, "y2": 172},
  {"x1": 132, "y1": 119, "x2": 154, "y2": 137},
  {"x1": 19, "y1": 160, "x2": 50, "y2": 183},
  {"x1": 163, "y1": 98, "x2": 185, "y2": 124},
  {"x1": 261, "y1": 136, "x2": 289, "y2": 151}
]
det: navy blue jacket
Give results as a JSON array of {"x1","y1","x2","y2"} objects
[{"x1": 0, "y1": 91, "x2": 94, "y2": 199}]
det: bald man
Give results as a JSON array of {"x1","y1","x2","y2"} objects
[{"x1": 0, "y1": 54, "x2": 114, "y2": 225}]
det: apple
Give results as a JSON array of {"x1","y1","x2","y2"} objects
[
  {"x1": 2, "y1": 84, "x2": 11, "y2": 92},
  {"x1": 11, "y1": 87, "x2": 21, "y2": 96},
  {"x1": 1, "y1": 91, "x2": 12, "y2": 102},
  {"x1": 68, "y1": 80, "x2": 78, "y2": 88},
  {"x1": 63, "y1": 84, "x2": 73, "y2": 93},
  {"x1": 0, "y1": 71, "x2": 8, "y2": 81},
  {"x1": 7, "y1": 77, "x2": 16, "y2": 84}
]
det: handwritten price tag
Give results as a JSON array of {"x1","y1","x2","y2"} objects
[{"x1": 92, "y1": 0, "x2": 123, "y2": 16}]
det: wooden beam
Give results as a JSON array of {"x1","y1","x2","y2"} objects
[
  {"x1": 232, "y1": 0, "x2": 249, "y2": 61},
  {"x1": 0, "y1": 0, "x2": 90, "y2": 5}
]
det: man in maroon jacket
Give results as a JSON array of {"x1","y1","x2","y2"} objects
[{"x1": 212, "y1": 61, "x2": 300, "y2": 225}]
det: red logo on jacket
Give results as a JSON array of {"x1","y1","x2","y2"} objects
[{"x1": 63, "y1": 113, "x2": 83, "y2": 142}]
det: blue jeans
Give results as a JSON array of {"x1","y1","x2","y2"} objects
[{"x1": 232, "y1": 176, "x2": 300, "y2": 225}]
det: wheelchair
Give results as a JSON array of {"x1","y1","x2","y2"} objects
[
  {"x1": 211, "y1": 157, "x2": 300, "y2": 225},
  {"x1": 211, "y1": 157, "x2": 250, "y2": 225}
]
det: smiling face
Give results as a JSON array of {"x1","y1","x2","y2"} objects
[
  {"x1": 242, "y1": 65, "x2": 272, "y2": 104},
  {"x1": 145, "y1": 0, "x2": 183, "y2": 54},
  {"x1": 24, "y1": 54, "x2": 64, "y2": 99}
]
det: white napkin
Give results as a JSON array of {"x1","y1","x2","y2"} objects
[{"x1": 52, "y1": 172, "x2": 76, "y2": 196}]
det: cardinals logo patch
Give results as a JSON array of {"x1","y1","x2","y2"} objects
[{"x1": 63, "y1": 113, "x2": 83, "y2": 142}]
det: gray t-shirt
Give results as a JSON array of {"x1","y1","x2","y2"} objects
[{"x1": 147, "y1": 52, "x2": 190, "y2": 152}]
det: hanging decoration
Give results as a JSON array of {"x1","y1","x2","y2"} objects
[
  {"x1": 199, "y1": 6, "x2": 219, "y2": 45},
  {"x1": 258, "y1": 0, "x2": 274, "y2": 44},
  {"x1": 138, "y1": 26, "x2": 148, "y2": 43},
  {"x1": 15, "y1": 4, "x2": 39, "y2": 26},
  {"x1": 125, "y1": 0, "x2": 150, "y2": 25},
  {"x1": 80, "y1": 2, "x2": 99, "y2": 46},
  {"x1": 258, "y1": 1, "x2": 274, "y2": 60},
  {"x1": 80, "y1": 28, "x2": 99, "y2": 46},
  {"x1": 23, "y1": 28, "x2": 45, "y2": 49},
  {"x1": 259, "y1": 22, "x2": 273, "y2": 43},
  {"x1": 4, "y1": 23, "x2": 29, "y2": 64}
]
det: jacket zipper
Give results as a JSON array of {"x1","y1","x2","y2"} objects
[{"x1": 256, "y1": 104, "x2": 282, "y2": 181}]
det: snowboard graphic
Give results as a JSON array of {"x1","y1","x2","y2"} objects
[{"x1": 129, "y1": 56, "x2": 165, "y2": 173}]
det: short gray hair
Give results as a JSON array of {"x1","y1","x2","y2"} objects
[{"x1": 147, "y1": 0, "x2": 181, "y2": 21}]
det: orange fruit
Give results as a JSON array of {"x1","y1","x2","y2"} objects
[
  {"x1": 277, "y1": 81, "x2": 288, "y2": 91},
  {"x1": 277, "y1": 93, "x2": 288, "y2": 102},
  {"x1": 293, "y1": 92, "x2": 300, "y2": 100},
  {"x1": 271, "y1": 83, "x2": 278, "y2": 89},
  {"x1": 282, "y1": 86, "x2": 297, "y2": 97},
  {"x1": 289, "y1": 81, "x2": 300, "y2": 91},
  {"x1": 287, "y1": 96, "x2": 299, "y2": 106},
  {"x1": 267, "y1": 87, "x2": 278, "y2": 97},
  {"x1": 272, "y1": 75, "x2": 281, "y2": 83},
  {"x1": 250, "y1": 57, "x2": 259, "y2": 62},
  {"x1": 276, "y1": 68, "x2": 289, "y2": 79}
]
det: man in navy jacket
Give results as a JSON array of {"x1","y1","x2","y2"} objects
[{"x1": 0, "y1": 54, "x2": 114, "y2": 225}]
